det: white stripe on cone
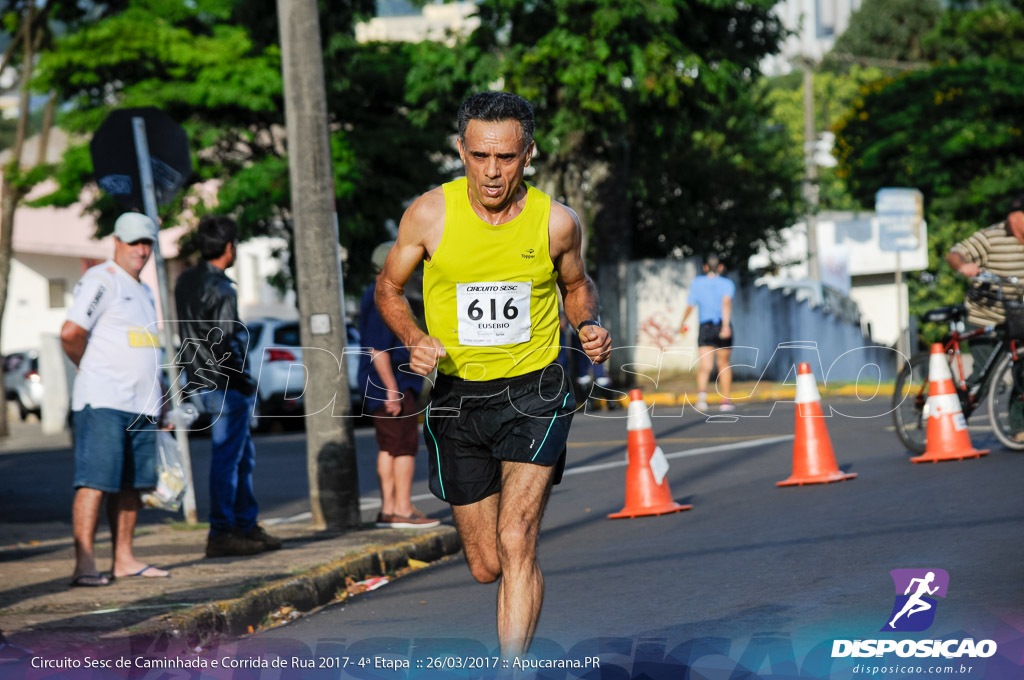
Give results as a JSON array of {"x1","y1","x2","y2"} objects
[
  {"x1": 795, "y1": 371, "x2": 822, "y2": 405},
  {"x1": 929, "y1": 351, "x2": 953, "y2": 382},
  {"x1": 627, "y1": 397, "x2": 653, "y2": 431},
  {"x1": 927, "y1": 393, "x2": 962, "y2": 419}
]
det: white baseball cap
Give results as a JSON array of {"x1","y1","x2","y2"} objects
[{"x1": 114, "y1": 213, "x2": 158, "y2": 243}]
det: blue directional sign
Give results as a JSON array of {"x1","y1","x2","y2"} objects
[{"x1": 876, "y1": 188, "x2": 925, "y2": 253}]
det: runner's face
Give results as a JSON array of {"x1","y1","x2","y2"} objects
[{"x1": 458, "y1": 119, "x2": 534, "y2": 213}]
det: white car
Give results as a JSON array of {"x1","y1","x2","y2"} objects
[
  {"x1": 3, "y1": 350, "x2": 42, "y2": 421},
  {"x1": 244, "y1": 319, "x2": 364, "y2": 429}
]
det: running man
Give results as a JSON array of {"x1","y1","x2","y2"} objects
[
  {"x1": 375, "y1": 92, "x2": 611, "y2": 658},
  {"x1": 889, "y1": 571, "x2": 939, "y2": 628}
]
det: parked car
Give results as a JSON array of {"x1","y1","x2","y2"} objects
[
  {"x1": 174, "y1": 319, "x2": 364, "y2": 432},
  {"x1": 3, "y1": 350, "x2": 42, "y2": 421},
  {"x1": 244, "y1": 318, "x2": 364, "y2": 430}
]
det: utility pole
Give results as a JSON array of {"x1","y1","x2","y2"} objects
[
  {"x1": 802, "y1": 61, "x2": 821, "y2": 282},
  {"x1": 277, "y1": 0, "x2": 360, "y2": 530}
]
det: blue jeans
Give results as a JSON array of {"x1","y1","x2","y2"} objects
[{"x1": 200, "y1": 389, "x2": 258, "y2": 535}]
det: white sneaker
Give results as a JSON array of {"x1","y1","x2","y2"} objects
[
  {"x1": 695, "y1": 395, "x2": 708, "y2": 411},
  {"x1": 719, "y1": 401, "x2": 736, "y2": 412}
]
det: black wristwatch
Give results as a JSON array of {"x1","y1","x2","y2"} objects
[{"x1": 576, "y1": 319, "x2": 602, "y2": 334}]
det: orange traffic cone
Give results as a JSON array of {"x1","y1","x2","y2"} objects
[
  {"x1": 777, "y1": 362, "x2": 857, "y2": 486},
  {"x1": 911, "y1": 343, "x2": 989, "y2": 463},
  {"x1": 609, "y1": 389, "x2": 692, "y2": 519}
]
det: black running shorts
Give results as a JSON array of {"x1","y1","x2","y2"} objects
[
  {"x1": 424, "y1": 364, "x2": 577, "y2": 506},
  {"x1": 698, "y1": 321, "x2": 734, "y2": 348}
]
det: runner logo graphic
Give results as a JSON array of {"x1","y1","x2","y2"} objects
[{"x1": 882, "y1": 568, "x2": 949, "y2": 632}]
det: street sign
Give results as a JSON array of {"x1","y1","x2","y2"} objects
[
  {"x1": 90, "y1": 107, "x2": 192, "y2": 210},
  {"x1": 876, "y1": 187, "x2": 925, "y2": 253}
]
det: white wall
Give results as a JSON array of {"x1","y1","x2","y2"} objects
[
  {"x1": 763, "y1": 0, "x2": 863, "y2": 75},
  {"x1": 630, "y1": 258, "x2": 700, "y2": 375},
  {"x1": 601, "y1": 257, "x2": 896, "y2": 385},
  {"x1": 2, "y1": 253, "x2": 83, "y2": 354},
  {"x1": 847, "y1": 276, "x2": 908, "y2": 347},
  {"x1": 229, "y1": 236, "x2": 298, "y2": 321},
  {"x1": 355, "y1": 2, "x2": 478, "y2": 44}
]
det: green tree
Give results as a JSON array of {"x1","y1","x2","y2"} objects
[
  {"x1": 831, "y1": 0, "x2": 942, "y2": 62},
  {"x1": 835, "y1": 60, "x2": 1024, "y2": 342},
  {"x1": 923, "y1": 1, "x2": 1024, "y2": 63},
  {"x1": 0, "y1": 0, "x2": 131, "y2": 437},
  {"x1": 762, "y1": 65, "x2": 885, "y2": 213},
  {"x1": 405, "y1": 0, "x2": 803, "y2": 269},
  {"x1": 31, "y1": 0, "x2": 446, "y2": 289}
]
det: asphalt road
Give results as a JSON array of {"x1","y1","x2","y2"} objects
[
  {"x1": 247, "y1": 398, "x2": 1024, "y2": 679},
  {"x1": 3, "y1": 396, "x2": 1022, "y2": 679},
  {"x1": 0, "y1": 417, "x2": 419, "y2": 531}
]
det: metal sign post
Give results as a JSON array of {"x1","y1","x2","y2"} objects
[
  {"x1": 876, "y1": 188, "x2": 926, "y2": 360},
  {"x1": 131, "y1": 117, "x2": 198, "y2": 524}
]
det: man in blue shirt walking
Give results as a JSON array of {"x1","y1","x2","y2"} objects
[{"x1": 679, "y1": 254, "x2": 736, "y2": 412}]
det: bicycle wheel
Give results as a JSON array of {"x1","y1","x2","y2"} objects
[
  {"x1": 986, "y1": 352, "x2": 1024, "y2": 451},
  {"x1": 891, "y1": 352, "x2": 933, "y2": 454}
]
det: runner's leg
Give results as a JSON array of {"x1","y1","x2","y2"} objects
[
  {"x1": 495, "y1": 460, "x2": 555, "y2": 658},
  {"x1": 452, "y1": 493, "x2": 502, "y2": 583}
]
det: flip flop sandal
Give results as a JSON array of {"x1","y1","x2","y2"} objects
[
  {"x1": 111, "y1": 565, "x2": 170, "y2": 580},
  {"x1": 70, "y1": 573, "x2": 111, "y2": 587}
]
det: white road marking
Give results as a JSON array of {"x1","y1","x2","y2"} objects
[{"x1": 262, "y1": 435, "x2": 794, "y2": 525}]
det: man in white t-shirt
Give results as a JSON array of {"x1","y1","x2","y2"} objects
[{"x1": 60, "y1": 213, "x2": 170, "y2": 587}]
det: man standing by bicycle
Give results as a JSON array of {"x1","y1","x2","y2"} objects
[
  {"x1": 947, "y1": 194, "x2": 1024, "y2": 440},
  {"x1": 947, "y1": 194, "x2": 1024, "y2": 381}
]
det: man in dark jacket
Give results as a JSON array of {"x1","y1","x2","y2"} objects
[{"x1": 175, "y1": 215, "x2": 281, "y2": 558}]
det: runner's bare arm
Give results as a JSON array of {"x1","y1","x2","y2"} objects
[
  {"x1": 550, "y1": 202, "x2": 611, "y2": 364},
  {"x1": 375, "y1": 188, "x2": 447, "y2": 376}
]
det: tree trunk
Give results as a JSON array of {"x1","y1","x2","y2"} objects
[
  {"x1": 589, "y1": 137, "x2": 631, "y2": 270},
  {"x1": 277, "y1": 0, "x2": 361, "y2": 531},
  {"x1": 0, "y1": 4, "x2": 38, "y2": 438}
]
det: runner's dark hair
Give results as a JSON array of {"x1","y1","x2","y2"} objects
[{"x1": 457, "y1": 92, "x2": 535, "y2": 150}]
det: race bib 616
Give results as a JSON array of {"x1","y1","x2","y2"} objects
[{"x1": 456, "y1": 281, "x2": 532, "y2": 346}]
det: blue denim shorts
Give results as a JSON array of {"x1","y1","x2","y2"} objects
[{"x1": 72, "y1": 406, "x2": 158, "y2": 493}]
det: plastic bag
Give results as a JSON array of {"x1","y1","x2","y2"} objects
[{"x1": 141, "y1": 431, "x2": 187, "y2": 511}]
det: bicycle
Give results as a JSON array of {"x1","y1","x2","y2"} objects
[{"x1": 892, "y1": 272, "x2": 1024, "y2": 453}]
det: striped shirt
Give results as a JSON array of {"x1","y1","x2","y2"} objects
[{"x1": 950, "y1": 221, "x2": 1024, "y2": 325}]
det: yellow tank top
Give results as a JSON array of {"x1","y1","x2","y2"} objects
[{"x1": 424, "y1": 177, "x2": 560, "y2": 380}]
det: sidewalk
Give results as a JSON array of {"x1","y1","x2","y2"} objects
[
  {"x1": 0, "y1": 408, "x2": 462, "y2": 660},
  {"x1": 609, "y1": 373, "x2": 893, "y2": 407},
  {"x1": 0, "y1": 514, "x2": 460, "y2": 659}
]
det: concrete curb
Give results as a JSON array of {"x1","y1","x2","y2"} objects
[
  {"x1": 146, "y1": 527, "x2": 462, "y2": 647},
  {"x1": 611, "y1": 383, "x2": 895, "y2": 408}
]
